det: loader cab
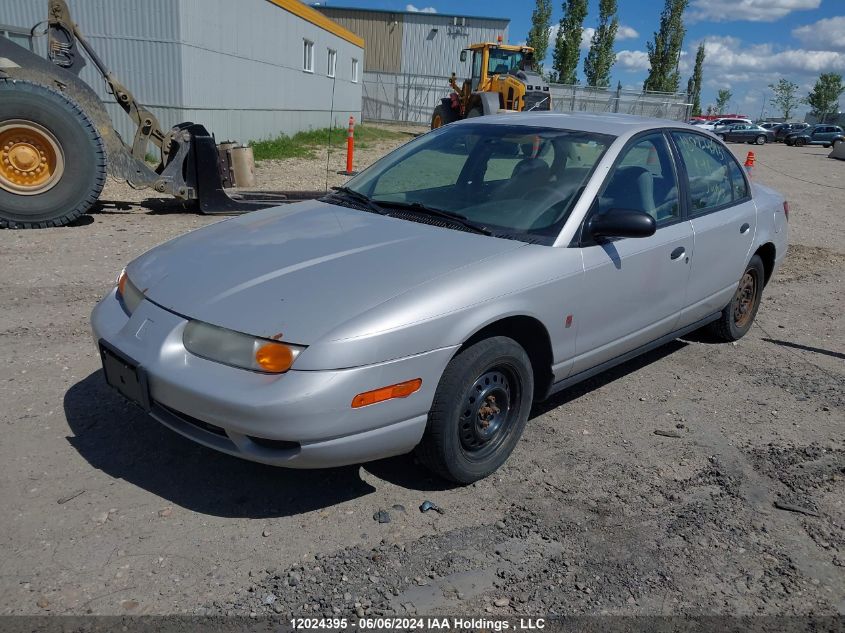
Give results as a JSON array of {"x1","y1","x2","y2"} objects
[{"x1": 461, "y1": 43, "x2": 532, "y2": 91}]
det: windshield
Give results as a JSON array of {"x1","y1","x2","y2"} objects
[
  {"x1": 342, "y1": 123, "x2": 614, "y2": 244},
  {"x1": 488, "y1": 48, "x2": 524, "y2": 75}
]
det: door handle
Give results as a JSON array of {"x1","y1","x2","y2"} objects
[
  {"x1": 670, "y1": 246, "x2": 686, "y2": 260},
  {"x1": 740, "y1": 222, "x2": 751, "y2": 234}
]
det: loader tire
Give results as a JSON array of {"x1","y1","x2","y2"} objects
[{"x1": 0, "y1": 80, "x2": 106, "y2": 229}]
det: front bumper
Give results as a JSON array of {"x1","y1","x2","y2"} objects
[{"x1": 91, "y1": 291, "x2": 457, "y2": 468}]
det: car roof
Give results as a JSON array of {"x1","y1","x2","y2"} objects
[{"x1": 453, "y1": 112, "x2": 701, "y2": 137}]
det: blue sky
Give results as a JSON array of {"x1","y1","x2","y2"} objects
[{"x1": 314, "y1": 0, "x2": 845, "y2": 119}]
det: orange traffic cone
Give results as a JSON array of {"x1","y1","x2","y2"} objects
[{"x1": 744, "y1": 151, "x2": 755, "y2": 177}]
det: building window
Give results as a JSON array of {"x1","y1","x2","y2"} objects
[
  {"x1": 302, "y1": 39, "x2": 314, "y2": 73},
  {"x1": 327, "y1": 49, "x2": 337, "y2": 78},
  {"x1": 351, "y1": 58, "x2": 359, "y2": 83}
]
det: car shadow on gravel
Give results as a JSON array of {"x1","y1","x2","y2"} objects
[{"x1": 64, "y1": 371, "x2": 378, "y2": 518}]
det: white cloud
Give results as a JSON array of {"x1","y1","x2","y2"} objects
[
  {"x1": 548, "y1": 23, "x2": 639, "y2": 51},
  {"x1": 405, "y1": 4, "x2": 436, "y2": 12},
  {"x1": 615, "y1": 50, "x2": 650, "y2": 71},
  {"x1": 689, "y1": 0, "x2": 821, "y2": 23},
  {"x1": 618, "y1": 25, "x2": 639, "y2": 40},
  {"x1": 699, "y1": 35, "x2": 845, "y2": 74},
  {"x1": 793, "y1": 16, "x2": 845, "y2": 52}
]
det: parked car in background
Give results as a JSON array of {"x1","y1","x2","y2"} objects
[
  {"x1": 91, "y1": 113, "x2": 788, "y2": 484},
  {"x1": 759, "y1": 122, "x2": 780, "y2": 130},
  {"x1": 700, "y1": 117, "x2": 753, "y2": 132},
  {"x1": 717, "y1": 124, "x2": 775, "y2": 145},
  {"x1": 785, "y1": 125, "x2": 845, "y2": 147},
  {"x1": 774, "y1": 123, "x2": 810, "y2": 142}
]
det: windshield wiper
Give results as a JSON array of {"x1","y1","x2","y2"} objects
[
  {"x1": 328, "y1": 186, "x2": 388, "y2": 215},
  {"x1": 373, "y1": 200, "x2": 491, "y2": 235}
]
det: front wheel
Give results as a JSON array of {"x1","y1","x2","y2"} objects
[
  {"x1": 415, "y1": 337, "x2": 534, "y2": 483},
  {"x1": 755, "y1": 135, "x2": 766, "y2": 145},
  {"x1": 0, "y1": 80, "x2": 106, "y2": 228},
  {"x1": 795, "y1": 138, "x2": 806, "y2": 147},
  {"x1": 431, "y1": 104, "x2": 447, "y2": 130},
  {"x1": 710, "y1": 254, "x2": 765, "y2": 342}
]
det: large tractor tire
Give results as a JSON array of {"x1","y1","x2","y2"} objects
[{"x1": 0, "y1": 80, "x2": 106, "y2": 229}]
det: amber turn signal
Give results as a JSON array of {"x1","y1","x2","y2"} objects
[
  {"x1": 255, "y1": 342, "x2": 295, "y2": 373},
  {"x1": 351, "y1": 378, "x2": 422, "y2": 408}
]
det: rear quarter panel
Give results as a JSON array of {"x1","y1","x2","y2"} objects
[{"x1": 751, "y1": 182, "x2": 789, "y2": 272}]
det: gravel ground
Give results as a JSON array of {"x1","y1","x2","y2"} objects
[{"x1": 0, "y1": 131, "x2": 842, "y2": 618}]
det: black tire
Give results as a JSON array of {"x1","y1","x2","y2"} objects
[
  {"x1": 822, "y1": 143, "x2": 831, "y2": 148},
  {"x1": 755, "y1": 135, "x2": 766, "y2": 145},
  {"x1": 710, "y1": 254, "x2": 765, "y2": 342},
  {"x1": 415, "y1": 336, "x2": 534, "y2": 483},
  {"x1": 466, "y1": 107, "x2": 483, "y2": 119},
  {"x1": 0, "y1": 80, "x2": 106, "y2": 229},
  {"x1": 718, "y1": 134, "x2": 726, "y2": 141},
  {"x1": 431, "y1": 104, "x2": 447, "y2": 130},
  {"x1": 795, "y1": 138, "x2": 806, "y2": 147}
]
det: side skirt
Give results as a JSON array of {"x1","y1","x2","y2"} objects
[{"x1": 542, "y1": 312, "x2": 721, "y2": 400}]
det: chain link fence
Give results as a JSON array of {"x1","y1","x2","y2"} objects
[{"x1": 362, "y1": 71, "x2": 692, "y2": 125}]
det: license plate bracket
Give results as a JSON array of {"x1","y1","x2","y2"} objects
[{"x1": 99, "y1": 339, "x2": 150, "y2": 411}]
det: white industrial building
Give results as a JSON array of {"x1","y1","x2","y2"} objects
[{"x1": 0, "y1": 0, "x2": 364, "y2": 144}]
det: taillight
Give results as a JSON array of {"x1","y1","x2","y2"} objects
[{"x1": 783, "y1": 200, "x2": 790, "y2": 221}]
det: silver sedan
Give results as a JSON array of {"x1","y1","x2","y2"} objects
[{"x1": 91, "y1": 113, "x2": 789, "y2": 483}]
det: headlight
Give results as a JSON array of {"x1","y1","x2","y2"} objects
[
  {"x1": 183, "y1": 320, "x2": 305, "y2": 374},
  {"x1": 116, "y1": 270, "x2": 144, "y2": 315}
]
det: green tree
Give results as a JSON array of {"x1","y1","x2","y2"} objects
[
  {"x1": 767, "y1": 78, "x2": 799, "y2": 120},
  {"x1": 715, "y1": 88, "x2": 732, "y2": 113},
  {"x1": 804, "y1": 72, "x2": 844, "y2": 123},
  {"x1": 583, "y1": 0, "x2": 619, "y2": 87},
  {"x1": 553, "y1": 0, "x2": 588, "y2": 85},
  {"x1": 527, "y1": 0, "x2": 554, "y2": 71},
  {"x1": 687, "y1": 42, "x2": 705, "y2": 115},
  {"x1": 643, "y1": 0, "x2": 689, "y2": 93}
]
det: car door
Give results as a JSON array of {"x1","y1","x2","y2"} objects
[
  {"x1": 670, "y1": 131, "x2": 757, "y2": 325},
  {"x1": 572, "y1": 132, "x2": 693, "y2": 374}
]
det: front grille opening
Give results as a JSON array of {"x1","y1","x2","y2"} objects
[
  {"x1": 247, "y1": 436, "x2": 300, "y2": 451},
  {"x1": 159, "y1": 404, "x2": 228, "y2": 437}
]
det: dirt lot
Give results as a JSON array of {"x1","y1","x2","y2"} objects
[{"x1": 0, "y1": 130, "x2": 842, "y2": 619}]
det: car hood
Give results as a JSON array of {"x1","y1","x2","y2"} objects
[{"x1": 128, "y1": 200, "x2": 524, "y2": 344}]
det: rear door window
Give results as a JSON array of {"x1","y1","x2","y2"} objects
[{"x1": 671, "y1": 132, "x2": 750, "y2": 215}]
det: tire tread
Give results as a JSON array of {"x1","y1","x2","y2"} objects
[{"x1": 0, "y1": 79, "x2": 107, "y2": 229}]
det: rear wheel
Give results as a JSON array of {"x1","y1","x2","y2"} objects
[
  {"x1": 755, "y1": 135, "x2": 766, "y2": 145},
  {"x1": 0, "y1": 80, "x2": 105, "y2": 229},
  {"x1": 710, "y1": 255, "x2": 765, "y2": 342},
  {"x1": 795, "y1": 138, "x2": 806, "y2": 147},
  {"x1": 415, "y1": 337, "x2": 534, "y2": 483}
]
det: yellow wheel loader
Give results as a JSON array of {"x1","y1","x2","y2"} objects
[
  {"x1": 431, "y1": 42, "x2": 551, "y2": 130},
  {"x1": 0, "y1": 0, "x2": 320, "y2": 229}
]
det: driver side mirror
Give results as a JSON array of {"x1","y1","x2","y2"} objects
[
  {"x1": 588, "y1": 209, "x2": 657, "y2": 239},
  {"x1": 460, "y1": 50, "x2": 468, "y2": 63}
]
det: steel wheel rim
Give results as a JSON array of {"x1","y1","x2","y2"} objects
[
  {"x1": 0, "y1": 120, "x2": 65, "y2": 195},
  {"x1": 733, "y1": 269, "x2": 758, "y2": 328},
  {"x1": 459, "y1": 365, "x2": 520, "y2": 459}
]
